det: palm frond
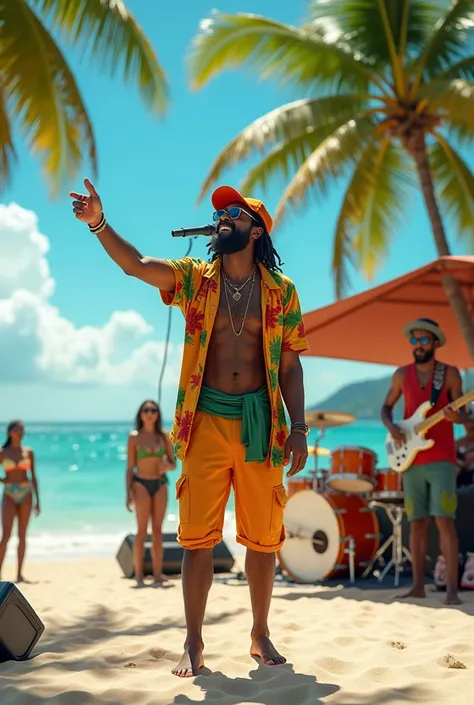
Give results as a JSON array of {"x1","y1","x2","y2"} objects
[
  {"x1": 412, "y1": 0, "x2": 474, "y2": 88},
  {"x1": 197, "y1": 94, "x2": 371, "y2": 202},
  {"x1": 309, "y1": 0, "x2": 437, "y2": 66},
  {"x1": 332, "y1": 138, "x2": 414, "y2": 297},
  {"x1": 188, "y1": 12, "x2": 384, "y2": 94},
  {"x1": 0, "y1": 0, "x2": 96, "y2": 195},
  {"x1": 430, "y1": 133, "x2": 474, "y2": 246},
  {"x1": 33, "y1": 0, "x2": 168, "y2": 114},
  {"x1": 420, "y1": 78, "x2": 474, "y2": 126},
  {"x1": 239, "y1": 124, "x2": 342, "y2": 196},
  {"x1": 432, "y1": 53, "x2": 474, "y2": 80},
  {"x1": 273, "y1": 116, "x2": 376, "y2": 229},
  {"x1": 0, "y1": 85, "x2": 16, "y2": 189}
]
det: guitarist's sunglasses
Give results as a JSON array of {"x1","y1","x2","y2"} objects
[{"x1": 409, "y1": 335, "x2": 432, "y2": 345}]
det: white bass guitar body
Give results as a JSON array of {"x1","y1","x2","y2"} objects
[
  {"x1": 385, "y1": 402, "x2": 434, "y2": 473},
  {"x1": 385, "y1": 390, "x2": 474, "y2": 473}
]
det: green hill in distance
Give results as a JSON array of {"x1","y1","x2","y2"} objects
[{"x1": 309, "y1": 370, "x2": 474, "y2": 420}]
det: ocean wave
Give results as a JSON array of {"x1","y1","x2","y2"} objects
[{"x1": 4, "y1": 511, "x2": 243, "y2": 563}]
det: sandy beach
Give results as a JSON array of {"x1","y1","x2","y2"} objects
[{"x1": 1, "y1": 558, "x2": 473, "y2": 705}]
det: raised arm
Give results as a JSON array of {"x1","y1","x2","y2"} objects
[
  {"x1": 381, "y1": 368, "x2": 405, "y2": 442},
  {"x1": 70, "y1": 179, "x2": 175, "y2": 291}
]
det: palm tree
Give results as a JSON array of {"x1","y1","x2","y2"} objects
[
  {"x1": 188, "y1": 0, "x2": 474, "y2": 359},
  {"x1": 0, "y1": 0, "x2": 168, "y2": 195}
]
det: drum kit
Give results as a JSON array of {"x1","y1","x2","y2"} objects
[{"x1": 278, "y1": 410, "x2": 412, "y2": 587}]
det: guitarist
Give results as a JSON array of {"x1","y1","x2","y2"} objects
[{"x1": 381, "y1": 318, "x2": 468, "y2": 605}]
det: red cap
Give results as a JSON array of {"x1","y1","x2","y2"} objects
[{"x1": 211, "y1": 185, "x2": 273, "y2": 234}]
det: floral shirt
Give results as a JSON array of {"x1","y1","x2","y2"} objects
[{"x1": 160, "y1": 257, "x2": 309, "y2": 468}]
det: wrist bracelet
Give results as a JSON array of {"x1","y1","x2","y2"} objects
[
  {"x1": 89, "y1": 213, "x2": 107, "y2": 234},
  {"x1": 291, "y1": 422, "x2": 309, "y2": 436}
]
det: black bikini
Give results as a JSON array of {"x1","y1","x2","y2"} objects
[
  {"x1": 133, "y1": 475, "x2": 168, "y2": 496},
  {"x1": 133, "y1": 445, "x2": 169, "y2": 497}
]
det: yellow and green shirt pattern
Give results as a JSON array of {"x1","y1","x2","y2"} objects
[{"x1": 160, "y1": 257, "x2": 309, "y2": 468}]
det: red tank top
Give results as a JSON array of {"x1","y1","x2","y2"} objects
[{"x1": 402, "y1": 363, "x2": 456, "y2": 465}]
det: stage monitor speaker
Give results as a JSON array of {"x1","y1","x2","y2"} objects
[
  {"x1": 0, "y1": 582, "x2": 45, "y2": 662},
  {"x1": 116, "y1": 533, "x2": 235, "y2": 578}
]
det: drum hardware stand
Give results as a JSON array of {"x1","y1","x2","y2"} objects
[
  {"x1": 341, "y1": 536, "x2": 356, "y2": 584},
  {"x1": 362, "y1": 502, "x2": 412, "y2": 587}
]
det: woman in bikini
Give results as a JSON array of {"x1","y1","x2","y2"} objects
[
  {"x1": 126, "y1": 400, "x2": 175, "y2": 586},
  {"x1": 0, "y1": 420, "x2": 40, "y2": 581}
]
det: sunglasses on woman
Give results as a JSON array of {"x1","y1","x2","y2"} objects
[
  {"x1": 142, "y1": 407, "x2": 159, "y2": 414},
  {"x1": 212, "y1": 207, "x2": 258, "y2": 223}
]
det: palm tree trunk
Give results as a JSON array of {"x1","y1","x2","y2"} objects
[{"x1": 408, "y1": 134, "x2": 474, "y2": 362}]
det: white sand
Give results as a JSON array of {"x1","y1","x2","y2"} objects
[{"x1": 1, "y1": 558, "x2": 473, "y2": 705}]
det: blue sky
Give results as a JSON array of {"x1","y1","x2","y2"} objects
[{"x1": 0, "y1": 0, "x2": 469, "y2": 423}]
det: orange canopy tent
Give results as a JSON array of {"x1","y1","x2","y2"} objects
[{"x1": 302, "y1": 256, "x2": 474, "y2": 370}]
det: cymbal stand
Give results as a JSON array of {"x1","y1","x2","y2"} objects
[
  {"x1": 362, "y1": 501, "x2": 412, "y2": 587},
  {"x1": 311, "y1": 425, "x2": 325, "y2": 492}
]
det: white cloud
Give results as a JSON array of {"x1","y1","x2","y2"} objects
[{"x1": 0, "y1": 203, "x2": 181, "y2": 387}]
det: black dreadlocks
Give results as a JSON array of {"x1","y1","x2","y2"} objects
[{"x1": 207, "y1": 228, "x2": 284, "y2": 272}]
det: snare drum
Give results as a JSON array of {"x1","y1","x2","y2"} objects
[
  {"x1": 278, "y1": 490, "x2": 381, "y2": 583},
  {"x1": 287, "y1": 476, "x2": 313, "y2": 496},
  {"x1": 326, "y1": 446, "x2": 377, "y2": 494},
  {"x1": 372, "y1": 468, "x2": 404, "y2": 502}
]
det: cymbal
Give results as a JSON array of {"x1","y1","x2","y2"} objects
[
  {"x1": 305, "y1": 410, "x2": 356, "y2": 428},
  {"x1": 309, "y1": 446, "x2": 331, "y2": 457}
]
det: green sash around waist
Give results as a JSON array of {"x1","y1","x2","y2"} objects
[{"x1": 197, "y1": 386, "x2": 271, "y2": 463}]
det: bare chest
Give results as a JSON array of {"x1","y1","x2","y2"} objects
[{"x1": 212, "y1": 279, "x2": 263, "y2": 336}]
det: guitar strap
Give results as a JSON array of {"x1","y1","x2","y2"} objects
[{"x1": 430, "y1": 362, "x2": 446, "y2": 407}]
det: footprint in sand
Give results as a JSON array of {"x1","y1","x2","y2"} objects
[
  {"x1": 388, "y1": 640, "x2": 407, "y2": 650},
  {"x1": 149, "y1": 648, "x2": 167, "y2": 660},
  {"x1": 439, "y1": 654, "x2": 467, "y2": 670}
]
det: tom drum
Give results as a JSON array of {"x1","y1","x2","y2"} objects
[
  {"x1": 327, "y1": 446, "x2": 377, "y2": 494},
  {"x1": 372, "y1": 468, "x2": 404, "y2": 502}
]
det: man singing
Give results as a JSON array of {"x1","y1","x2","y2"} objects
[
  {"x1": 381, "y1": 318, "x2": 467, "y2": 605},
  {"x1": 70, "y1": 180, "x2": 309, "y2": 676}
]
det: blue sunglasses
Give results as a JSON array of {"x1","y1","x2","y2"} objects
[
  {"x1": 410, "y1": 336, "x2": 432, "y2": 346},
  {"x1": 212, "y1": 206, "x2": 258, "y2": 222}
]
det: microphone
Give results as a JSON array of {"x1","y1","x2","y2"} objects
[{"x1": 171, "y1": 224, "x2": 216, "y2": 238}]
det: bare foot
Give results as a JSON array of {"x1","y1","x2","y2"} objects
[
  {"x1": 172, "y1": 645, "x2": 204, "y2": 677},
  {"x1": 16, "y1": 575, "x2": 31, "y2": 584},
  {"x1": 250, "y1": 635, "x2": 286, "y2": 666},
  {"x1": 399, "y1": 587, "x2": 426, "y2": 599},
  {"x1": 152, "y1": 574, "x2": 169, "y2": 585},
  {"x1": 445, "y1": 591, "x2": 462, "y2": 605}
]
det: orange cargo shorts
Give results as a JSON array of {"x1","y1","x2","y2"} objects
[{"x1": 175, "y1": 411, "x2": 287, "y2": 553}]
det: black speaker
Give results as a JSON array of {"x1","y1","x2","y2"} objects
[
  {"x1": 0, "y1": 582, "x2": 45, "y2": 662},
  {"x1": 116, "y1": 533, "x2": 235, "y2": 578}
]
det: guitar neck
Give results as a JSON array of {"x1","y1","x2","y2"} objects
[{"x1": 415, "y1": 391, "x2": 474, "y2": 434}]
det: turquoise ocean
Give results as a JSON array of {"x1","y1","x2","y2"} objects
[{"x1": 3, "y1": 420, "x2": 462, "y2": 565}]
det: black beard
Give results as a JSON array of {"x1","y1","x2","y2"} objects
[
  {"x1": 413, "y1": 348, "x2": 435, "y2": 364},
  {"x1": 212, "y1": 223, "x2": 252, "y2": 255}
]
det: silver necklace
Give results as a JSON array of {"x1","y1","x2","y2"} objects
[
  {"x1": 222, "y1": 266, "x2": 256, "y2": 301},
  {"x1": 223, "y1": 270, "x2": 256, "y2": 336}
]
